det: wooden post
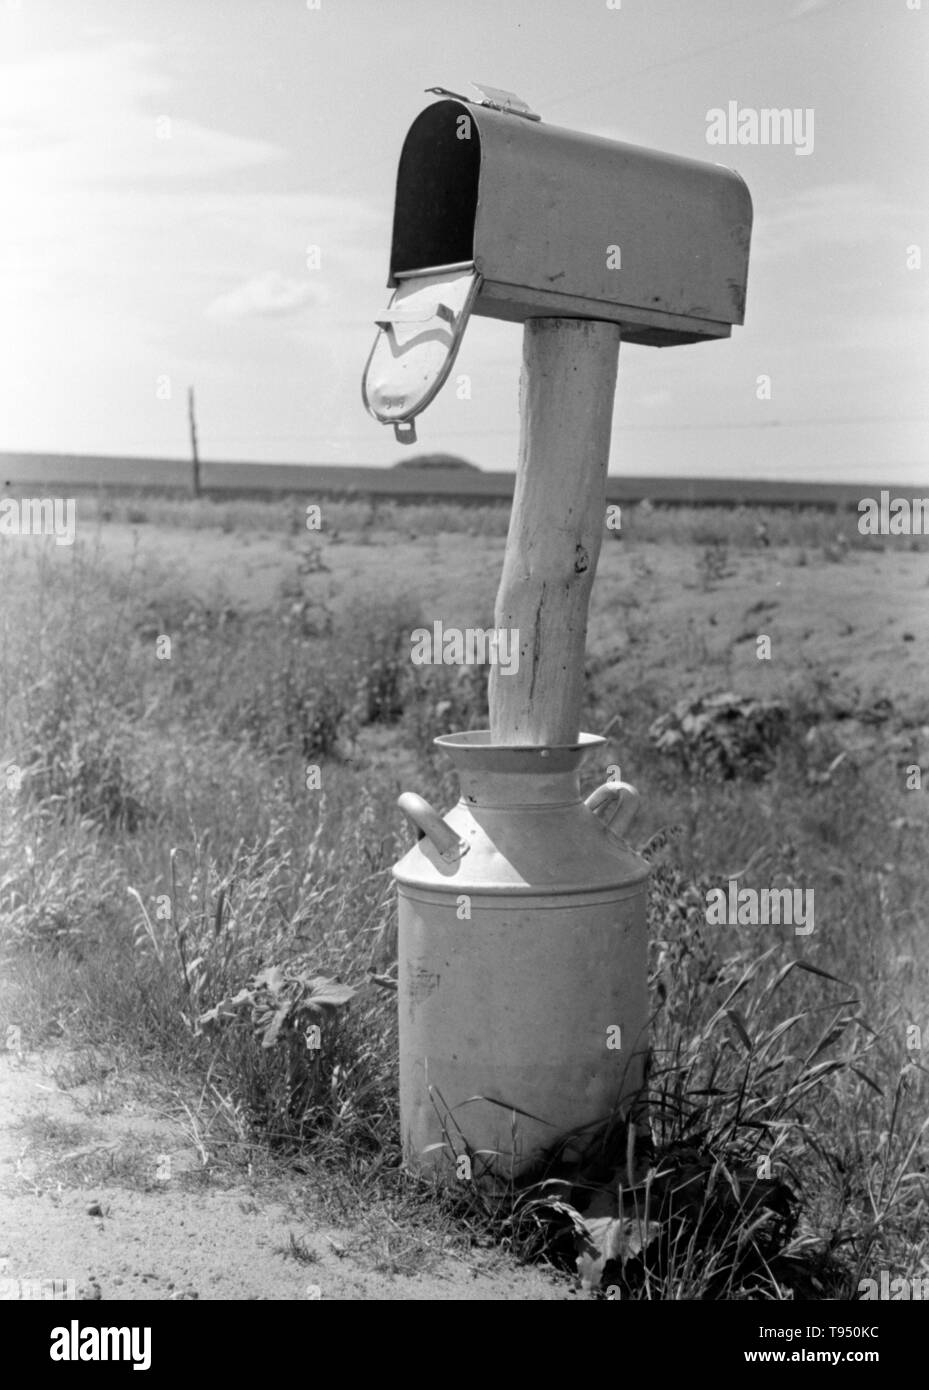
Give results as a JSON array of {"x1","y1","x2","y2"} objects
[
  {"x1": 188, "y1": 386, "x2": 201, "y2": 498},
  {"x1": 489, "y1": 318, "x2": 621, "y2": 745}
]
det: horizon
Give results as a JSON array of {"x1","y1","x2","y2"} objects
[{"x1": 1, "y1": 444, "x2": 923, "y2": 497}]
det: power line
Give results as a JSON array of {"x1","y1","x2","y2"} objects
[
  {"x1": 545, "y1": 10, "x2": 819, "y2": 114},
  {"x1": 305, "y1": 11, "x2": 819, "y2": 195},
  {"x1": 89, "y1": 416, "x2": 928, "y2": 453},
  {"x1": 193, "y1": 414, "x2": 929, "y2": 443},
  {"x1": 614, "y1": 415, "x2": 929, "y2": 433},
  {"x1": 59, "y1": 414, "x2": 928, "y2": 454}
]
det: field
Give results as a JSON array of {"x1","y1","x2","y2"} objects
[{"x1": 1, "y1": 492, "x2": 927, "y2": 1300}]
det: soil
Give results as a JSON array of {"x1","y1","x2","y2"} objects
[
  {"x1": 89, "y1": 521, "x2": 929, "y2": 717},
  {"x1": 0, "y1": 1046, "x2": 576, "y2": 1302}
]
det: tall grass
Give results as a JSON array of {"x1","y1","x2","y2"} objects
[
  {"x1": 0, "y1": 503, "x2": 926, "y2": 1298},
  {"x1": 56, "y1": 486, "x2": 929, "y2": 555}
]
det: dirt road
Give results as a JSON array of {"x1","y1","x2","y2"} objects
[{"x1": 0, "y1": 1047, "x2": 576, "y2": 1302}]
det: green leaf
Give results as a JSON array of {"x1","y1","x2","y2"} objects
[
  {"x1": 305, "y1": 978, "x2": 356, "y2": 1012},
  {"x1": 725, "y1": 1008, "x2": 753, "y2": 1054},
  {"x1": 255, "y1": 965, "x2": 285, "y2": 996},
  {"x1": 197, "y1": 988, "x2": 253, "y2": 1025},
  {"x1": 788, "y1": 959, "x2": 850, "y2": 987},
  {"x1": 576, "y1": 1213, "x2": 661, "y2": 1290},
  {"x1": 849, "y1": 1066, "x2": 883, "y2": 1096},
  {"x1": 261, "y1": 1000, "x2": 292, "y2": 1049}
]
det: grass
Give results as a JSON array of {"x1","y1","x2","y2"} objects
[
  {"x1": 48, "y1": 484, "x2": 916, "y2": 556},
  {"x1": 276, "y1": 1232, "x2": 320, "y2": 1265},
  {"x1": 0, "y1": 493, "x2": 927, "y2": 1299}
]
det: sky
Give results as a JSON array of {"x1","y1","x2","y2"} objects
[{"x1": 0, "y1": 0, "x2": 927, "y2": 482}]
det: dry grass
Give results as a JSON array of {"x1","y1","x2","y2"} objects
[
  {"x1": 0, "y1": 493, "x2": 927, "y2": 1298},
  {"x1": 67, "y1": 486, "x2": 921, "y2": 558}
]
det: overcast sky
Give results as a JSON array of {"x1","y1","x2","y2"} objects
[{"x1": 1, "y1": 0, "x2": 927, "y2": 480}]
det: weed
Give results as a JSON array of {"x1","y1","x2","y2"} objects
[
  {"x1": 277, "y1": 1232, "x2": 320, "y2": 1265},
  {"x1": 1, "y1": 498, "x2": 926, "y2": 1300}
]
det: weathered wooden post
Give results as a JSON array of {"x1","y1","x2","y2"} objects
[
  {"x1": 489, "y1": 318, "x2": 621, "y2": 746},
  {"x1": 363, "y1": 84, "x2": 752, "y2": 1175}
]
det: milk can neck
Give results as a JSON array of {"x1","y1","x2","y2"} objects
[
  {"x1": 434, "y1": 730, "x2": 606, "y2": 808},
  {"x1": 456, "y1": 766, "x2": 582, "y2": 809}
]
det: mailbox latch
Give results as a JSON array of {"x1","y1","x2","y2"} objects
[{"x1": 424, "y1": 82, "x2": 542, "y2": 122}]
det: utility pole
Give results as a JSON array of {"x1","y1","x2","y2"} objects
[{"x1": 188, "y1": 386, "x2": 201, "y2": 497}]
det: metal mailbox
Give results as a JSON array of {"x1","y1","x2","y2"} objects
[{"x1": 363, "y1": 85, "x2": 753, "y2": 440}]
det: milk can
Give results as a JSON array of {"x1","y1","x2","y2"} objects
[{"x1": 393, "y1": 731, "x2": 650, "y2": 1177}]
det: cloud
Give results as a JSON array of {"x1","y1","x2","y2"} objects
[
  {"x1": 0, "y1": 41, "x2": 284, "y2": 185},
  {"x1": 0, "y1": 39, "x2": 383, "y2": 356},
  {"x1": 0, "y1": 35, "x2": 392, "y2": 467},
  {"x1": 206, "y1": 272, "x2": 329, "y2": 320},
  {"x1": 752, "y1": 182, "x2": 926, "y2": 260},
  {"x1": 791, "y1": 0, "x2": 833, "y2": 15}
]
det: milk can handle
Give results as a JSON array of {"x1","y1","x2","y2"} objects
[
  {"x1": 397, "y1": 793, "x2": 468, "y2": 863},
  {"x1": 585, "y1": 780, "x2": 641, "y2": 840}
]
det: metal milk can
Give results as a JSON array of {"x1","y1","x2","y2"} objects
[{"x1": 393, "y1": 730, "x2": 650, "y2": 1176}]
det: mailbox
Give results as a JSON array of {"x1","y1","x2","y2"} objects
[{"x1": 363, "y1": 85, "x2": 753, "y2": 440}]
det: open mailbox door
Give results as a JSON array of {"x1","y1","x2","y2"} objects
[{"x1": 361, "y1": 263, "x2": 482, "y2": 444}]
